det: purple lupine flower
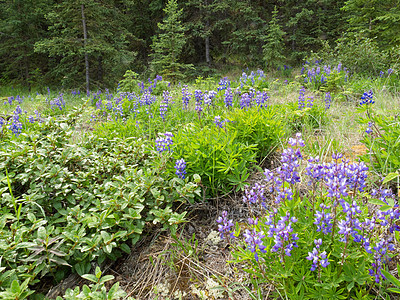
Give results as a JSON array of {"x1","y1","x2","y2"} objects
[
  {"x1": 325, "y1": 92, "x2": 331, "y2": 110},
  {"x1": 306, "y1": 96, "x2": 314, "y2": 108},
  {"x1": 240, "y1": 93, "x2": 251, "y2": 109},
  {"x1": 243, "y1": 183, "x2": 266, "y2": 207},
  {"x1": 216, "y1": 211, "x2": 234, "y2": 239},
  {"x1": 194, "y1": 90, "x2": 203, "y2": 113},
  {"x1": 366, "y1": 122, "x2": 373, "y2": 134},
  {"x1": 314, "y1": 204, "x2": 333, "y2": 234},
  {"x1": 182, "y1": 85, "x2": 191, "y2": 109},
  {"x1": 306, "y1": 239, "x2": 330, "y2": 271},
  {"x1": 50, "y1": 93, "x2": 66, "y2": 111},
  {"x1": 175, "y1": 158, "x2": 186, "y2": 179},
  {"x1": 214, "y1": 115, "x2": 224, "y2": 129},
  {"x1": 298, "y1": 87, "x2": 306, "y2": 110},
  {"x1": 305, "y1": 156, "x2": 326, "y2": 185},
  {"x1": 7, "y1": 96, "x2": 14, "y2": 105},
  {"x1": 155, "y1": 132, "x2": 174, "y2": 153},
  {"x1": 218, "y1": 77, "x2": 230, "y2": 91},
  {"x1": 288, "y1": 132, "x2": 305, "y2": 148},
  {"x1": 345, "y1": 162, "x2": 368, "y2": 192},
  {"x1": 388, "y1": 68, "x2": 394, "y2": 75},
  {"x1": 369, "y1": 238, "x2": 395, "y2": 283},
  {"x1": 9, "y1": 112, "x2": 23, "y2": 137},
  {"x1": 28, "y1": 115, "x2": 35, "y2": 124},
  {"x1": 243, "y1": 228, "x2": 266, "y2": 262},
  {"x1": 224, "y1": 88, "x2": 233, "y2": 108},
  {"x1": 360, "y1": 90, "x2": 374, "y2": 105},
  {"x1": 15, "y1": 105, "x2": 22, "y2": 115},
  {"x1": 268, "y1": 212, "x2": 299, "y2": 260}
]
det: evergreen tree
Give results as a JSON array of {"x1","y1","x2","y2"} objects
[
  {"x1": 343, "y1": 0, "x2": 400, "y2": 50},
  {"x1": 262, "y1": 6, "x2": 286, "y2": 69},
  {"x1": 34, "y1": 0, "x2": 134, "y2": 89},
  {"x1": 150, "y1": 0, "x2": 193, "y2": 80},
  {"x1": 0, "y1": 0, "x2": 50, "y2": 87}
]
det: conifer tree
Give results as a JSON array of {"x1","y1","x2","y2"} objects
[
  {"x1": 150, "y1": 0, "x2": 193, "y2": 80},
  {"x1": 262, "y1": 6, "x2": 286, "y2": 69}
]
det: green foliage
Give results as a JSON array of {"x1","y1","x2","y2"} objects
[
  {"x1": 309, "y1": 35, "x2": 390, "y2": 75},
  {"x1": 172, "y1": 122, "x2": 257, "y2": 196},
  {"x1": 118, "y1": 70, "x2": 141, "y2": 94},
  {"x1": 150, "y1": 0, "x2": 193, "y2": 80},
  {"x1": 262, "y1": 6, "x2": 286, "y2": 69},
  {"x1": 57, "y1": 267, "x2": 129, "y2": 300},
  {"x1": 224, "y1": 106, "x2": 284, "y2": 160},
  {"x1": 284, "y1": 102, "x2": 328, "y2": 133},
  {"x1": 357, "y1": 106, "x2": 400, "y2": 176},
  {"x1": 342, "y1": 0, "x2": 400, "y2": 50},
  {"x1": 0, "y1": 110, "x2": 200, "y2": 293},
  {"x1": 225, "y1": 141, "x2": 396, "y2": 299}
]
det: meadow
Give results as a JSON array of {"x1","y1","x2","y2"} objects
[{"x1": 0, "y1": 63, "x2": 400, "y2": 299}]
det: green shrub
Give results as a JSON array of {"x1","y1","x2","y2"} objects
[{"x1": 0, "y1": 115, "x2": 200, "y2": 293}]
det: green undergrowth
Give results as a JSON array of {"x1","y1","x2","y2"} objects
[{"x1": 0, "y1": 113, "x2": 200, "y2": 297}]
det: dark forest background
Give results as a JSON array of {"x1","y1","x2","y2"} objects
[{"x1": 1, "y1": 0, "x2": 399, "y2": 90}]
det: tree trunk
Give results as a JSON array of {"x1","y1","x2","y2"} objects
[
  {"x1": 205, "y1": 0, "x2": 211, "y2": 66},
  {"x1": 81, "y1": 4, "x2": 90, "y2": 94},
  {"x1": 205, "y1": 19, "x2": 210, "y2": 66}
]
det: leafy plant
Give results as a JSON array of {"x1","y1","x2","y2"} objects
[
  {"x1": 215, "y1": 134, "x2": 400, "y2": 299},
  {"x1": 57, "y1": 267, "x2": 128, "y2": 300}
]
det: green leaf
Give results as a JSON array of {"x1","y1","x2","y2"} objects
[
  {"x1": 369, "y1": 198, "x2": 387, "y2": 206},
  {"x1": 10, "y1": 280, "x2": 20, "y2": 294},
  {"x1": 99, "y1": 275, "x2": 114, "y2": 284},
  {"x1": 120, "y1": 243, "x2": 131, "y2": 254},
  {"x1": 381, "y1": 270, "x2": 400, "y2": 290},
  {"x1": 75, "y1": 262, "x2": 91, "y2": 276},
  {"x1": 82, "y1": 274, "x2": 98, "y2": 284},
  {"x1": 383, "y1": 172, "x2": 399, "y2": 184}
]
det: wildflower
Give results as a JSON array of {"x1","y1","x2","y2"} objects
[
  {"x1": 325, "y1": 92, "x2": 331, "y2": 110},
  {"x1": 298, "y1": 87, "x2": 306, "y2": 110},
  {"x1": 218, "y1": 77, "x2": 230, "y2": 91},
  {"x1": 366, "y1": 122, "x2": 373, "y2": 134},
  {"x1": 9, "y1": 113, "x2": 23, "y2": 136},
  {"x1": 243, "y1": 228, "x2": 266, "y2": 262},
  {"x1": 359, "y1": 90, "x2": 374, "y2": 105},
  {"x1": 175, "y1": 158, "x2": 186, "y2": 179},
  {"x1": 224, "y1": 88, "x2": 233, "y2": 108},
  {"x1": 314, "y1": 204, "x2": 333, "y2": 234},
  {"x1": 306, "y1": 239, "x2": 330, "y2": 271},
  {"x1": 216, "y1": 211, "x2": 234, "y2": 239},
  {"x1": 269, "y1": 213, "x2": 299, "y2": 259},
  {"x1": 155, "y1": 132, "x2": 174, "y2": 153}
]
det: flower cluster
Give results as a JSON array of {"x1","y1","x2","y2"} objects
[
  {"x1": 266, "y1": 212, "x2": 299, "y2": 260},
  {"x1": 50, "y1": 93, "x2": 66, "y2": 111},
  {"x1": 306, "y1": 239, "x2": 329, "y2": 271},
  {"x1": 194, "y1": 90, "x2": 203, "y2": 113},
  {"x1": 217, "y1": 77, "x2": 230, "y2": 91},
  {"x1": 224, "y1": 88, "x2": 233, "y2": 108},
  {"x1": 324, "y1": 92, "x2": 331, "y2": 110},
  {"x1": 155, "y1": 132, "x2": 173, "y2": 153},
  {"x1": 255, "y1": 91, "x2": 269, "y2": 108},
  {"x1": 182, "y1": 85, "x2": 191, "y2": 109},
  {"x1": 216, "y1": 211, "x2": 234, "y2": 239},
  {"x1": 359, "y1": 90, "x2": 374, "y2": 105},
  {"x1": 175, "y1": 158, "x2": 186, "y2": 179},
  {"x1": 9, "y1": 106, "x2": 23, "y2": 136},
  {"x1": 298, "y1": 87, "x2": 306, "y2": 110},
  {"x1": 159, "y1": 91, "x2": 171, "y2": 121}
]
